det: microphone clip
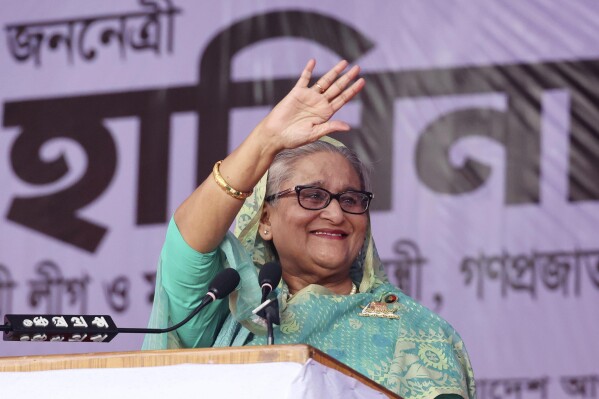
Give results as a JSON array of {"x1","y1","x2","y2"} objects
[{"x1": 251, "y1": 298, "x2": 280, "y2": 325}]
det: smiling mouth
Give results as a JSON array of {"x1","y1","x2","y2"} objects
[{"x1": 312, "y1": 231, "x2": 348, "y2": 238}]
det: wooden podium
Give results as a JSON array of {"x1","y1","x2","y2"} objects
[{"x1": 0, "y1": 344, "x2": 400, "y2": 398}]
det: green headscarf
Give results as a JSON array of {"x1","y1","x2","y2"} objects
[
  {"x1": 225, "y1": 136, "x2": 388, "y2": 335},
  {"x1": 143, "y1": 136, "x2": 386, "y2": 346}
]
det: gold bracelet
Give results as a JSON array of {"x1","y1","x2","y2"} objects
[{"x1": 212, "y1": 160, "x2": 253, "y2": 200}]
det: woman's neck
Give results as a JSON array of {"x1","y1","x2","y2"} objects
[{"x1": 283, "y1": 273, "x2": 355, "y2": 295}]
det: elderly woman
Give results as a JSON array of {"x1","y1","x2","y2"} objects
[{"x1": 144, "y1": 60, "x2": 475, "y2": 398}]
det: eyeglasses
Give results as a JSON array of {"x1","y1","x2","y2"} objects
[{"x1": 265, "y1": 185, "x2": 374, "y2": 214}]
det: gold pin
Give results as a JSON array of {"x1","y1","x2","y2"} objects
[{"x1": 358, "y1": 301, "x2": 401, "y2": 319}]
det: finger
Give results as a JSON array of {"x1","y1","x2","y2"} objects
[
  {"x1": 330, "y1": 78, "x2": 366, "y2": 113},
  {"x1": 322, "y1": 65, "x2": 360, "y2": 101},
  {"x1": 295, "y1": 59, "x2": 316, "y2": 88},
  {"x1": 312, "y1": 59, "x2": 348, "y2": 93}
]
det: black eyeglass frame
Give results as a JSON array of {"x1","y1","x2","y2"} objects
[{"x1": 265, "y1": 185, "x2": 374, "y2": 214}]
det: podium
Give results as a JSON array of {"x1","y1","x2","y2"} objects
[{"x1": 0, "y1": 344, "x2": 400, "y2": 398}]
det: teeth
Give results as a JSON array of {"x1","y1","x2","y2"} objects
[{"x1": 314, "y1": 231, "x2": 343, "y2": 237}]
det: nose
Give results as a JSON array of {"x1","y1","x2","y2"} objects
[{"x1": 319, "y1": 197, "x2": 345, "y2": 223}]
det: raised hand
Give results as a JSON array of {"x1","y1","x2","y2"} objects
[
  {"x1": 175, "y1": 59, "x2": 365, "y2": 253},
  {"x1": 258, "y1": 59, "x2": 365, "y2": 150}
]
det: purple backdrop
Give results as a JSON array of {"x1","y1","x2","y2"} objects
[{"x1": 1, "y1": 1, "x2": 598, "y2": 397}]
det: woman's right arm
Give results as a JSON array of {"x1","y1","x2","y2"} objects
[
  {"x1": 155, "y1": 59, "x2": 363, "y2": 347},
  {"x1": 173, "y1": 59, "x2": 365, "y2": 253}
]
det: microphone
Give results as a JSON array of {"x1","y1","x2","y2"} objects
[
  {"x1": 259, "y1": 261, "x2": 282, "y2": 303},
  {"x1": 257, "y1": 262, "x2": 281, "y2": 345},
  {"x1": 1, "y1": 268, "x2": 240, "y2": 343},
  {"x1": 206, "y1": 267, "x2": 242, "y2": 302}
]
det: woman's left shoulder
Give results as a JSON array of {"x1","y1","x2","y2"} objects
[
  {"x1": 373, "y1": 283, "x2": 462, "y2": 338},
  {"x1": 369, "y1": 284, "x2": 476, "y2": 399}
]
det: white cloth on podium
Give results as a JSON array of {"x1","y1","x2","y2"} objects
[{"x1": 0, "y1": 359, "x2": 388, "y2": 398}]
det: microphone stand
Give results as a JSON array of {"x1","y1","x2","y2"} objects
[
  {"x1": 263, "y1": 300, "x2": 280, "y2": 345},
  {"x1": 252, "y1": 295, "x2": 280, "y2": 345},
  {"x1": 1, "y1": 268, "x2": 240, "y2": 343},
  {"x1": 0, "y1": 295, "x2": 217, "y2": 343}
]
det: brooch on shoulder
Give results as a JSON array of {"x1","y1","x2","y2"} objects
[{"x1": 358, "y1": 293, "x2": 401, "y2": 319}]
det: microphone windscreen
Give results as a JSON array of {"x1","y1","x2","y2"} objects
[
  {"x1": 209, "y1": 268, "x2": 240, "y2": 299},
  {"x1": 259, "y1": 261, "x2": 282, "y2": 288}
]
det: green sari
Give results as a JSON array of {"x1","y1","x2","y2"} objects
[{"x1": 143, "y1": 137, "x2": 476, "y2": 398}]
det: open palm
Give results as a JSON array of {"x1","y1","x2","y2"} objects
[{"x1": 261, "y1": 59, "x2": 365, "y2": 150}]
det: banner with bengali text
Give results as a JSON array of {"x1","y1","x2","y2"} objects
[{"x1": 1, "y1": 1, "x2": 598, "y2": 397}]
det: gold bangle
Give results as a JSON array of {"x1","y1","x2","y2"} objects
[{"x1": 212, "y1": 160, "x2": 253, "y2": 200}]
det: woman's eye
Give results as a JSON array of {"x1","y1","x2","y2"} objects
[
  {"x1": 341, "y1": 196, "x2": 358, "y2": 205},
  {"x1": 302, "y1": 190, "x2": 327, "y2": 202}
]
